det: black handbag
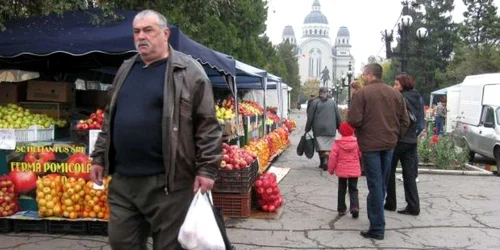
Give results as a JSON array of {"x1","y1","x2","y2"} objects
[
  {"x1": 297, "y1": 133, "x2": 306, "y2": 156},
  {"x1": 208, "y1": 192, "x2": 234, "y2": 250},
  {"x1": 303, "y1": 132, "x2": 315, "y2": 159}
]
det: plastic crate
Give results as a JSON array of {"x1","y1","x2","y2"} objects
[
  {"x1": 214, "y1": 160, "x2": 258, "y2": 193},
  {"x1": 13, "y1": 219, "x2": 48, "y2": 233},
  {"x1": 87, "y1": 221, "x2": 108, "y2": 236},
  {"x1": 0, "y1": 218, "x2": 13, "y2": 233},
  {"x1": 47, "y1": 220, "x2": 88, "y2": 235},
  {"x1": 0, "y1": 127, "x2": 55, "y2": 142},
  {"x1": 212, "y1": 189, "x2": 252, "y2": 218}
]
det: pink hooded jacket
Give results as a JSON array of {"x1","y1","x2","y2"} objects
[{"x1": 328, "y1": 136, "x2": 361, "y2": 178}]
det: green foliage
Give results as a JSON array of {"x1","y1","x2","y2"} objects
[
  {"x1": 417, "y1": 133, "x2": 469, "y2": 169},
  {"x1": 302, "y1": 79, "x2": 320, "y2": 99},
  {"x1": 0, "y1": 0, "x2": 295, "y2": 83},
  {"x1": 444, "y1": 0, "x2": 500, "y2": 84},
  {"x1": 277, "y1": 41, "x2": 301, "y2": 103}
]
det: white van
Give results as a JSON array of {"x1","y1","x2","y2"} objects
[{"x1": 455, "y1": 73, "x2": 500, "y2": 166}]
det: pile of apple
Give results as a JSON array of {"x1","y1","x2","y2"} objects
[
  {"x1": 0, "y1": 175, "x2": 19, "y2": 217},
  {"x1": 220, "y1": 143, "x2": 257, "y2": 170},
  {"x1": 239, "y1": 100, "x2": 264, "y2": 117},
  {"x1": 0, "y1": 103, "x2": 67, "y2": 129},
  {"x1": 282, "y1": 119, "x2": 296, "y2": 131},
  {"x1": 36, "y1": 174, "x2": 63, "y2": 218},
  {"x1": 254, "y1": 173, "x2": 283, "y2": 213},
  {"x1": 76, "y1": 108, "x2": 104, "y2": 130},
  {"x1": 266, "y1": 111, "x2": 280, "y2": 125},
  {"x1": 83, "y1": 177, "x2": 111, "y2": 220}
]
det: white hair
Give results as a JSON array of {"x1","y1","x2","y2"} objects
[{"x1": 134, "y1": 10, "x2": 168, "y2": 29}]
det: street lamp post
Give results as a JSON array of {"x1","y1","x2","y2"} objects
[
  {"x1": 346, "y1": 61, "x2": 353, "y2": 105},
  {"x1": 341, "y1": 74, "x2": 346, "y2": 104},
  {"x1": 381, "y1": 0, "x2": 428, "y2": 73},
  {"x1": 334, "y1": 83, "x2": 340, "y2": 105}
]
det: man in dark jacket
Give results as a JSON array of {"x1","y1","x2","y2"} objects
[
  {"x1": 89, "y1": 10, "x2": 222, "y2": 249},
  {"x1": 347, "y1": 63, "x2": 410, "y2": 240}
]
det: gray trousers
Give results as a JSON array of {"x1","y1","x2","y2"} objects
[{"x1": 108, "y1": 173, "x2": 193, "y2": 250}]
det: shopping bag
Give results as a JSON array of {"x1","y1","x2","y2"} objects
[
  {"x1": 178, "y1": 190, "x2": 226, "y2": 250},
  {"x1": 296, "y1": 133, "x2": 306, "y2": 156},
  {"x1": 304, "y1": 132, "x2": 316, "y2": 159}
]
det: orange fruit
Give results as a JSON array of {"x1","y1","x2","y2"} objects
[
  {"x1": 69, "y1": 212, "x2": 77, "y2": 219},
  {"x1": 83, "y1": 211, "x2": 89, "y2": 218},
  {"x1": 89, "y1": 211, "x2": 97, "y2": 218},
  {"x1": 93, "y1": 205, "x2": 100, "y2": 213}
]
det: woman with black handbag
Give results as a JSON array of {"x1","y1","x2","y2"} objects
[
  {"x1": 385, "y1": 73, "x2": 422, "y2": 216},
  {"x1": 305, "y1": 87, "x2": 342, "y2": 170}
]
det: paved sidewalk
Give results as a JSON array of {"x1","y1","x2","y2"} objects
[{"x1": 0, "y1": 109, "x2": 499, "y2": 250}]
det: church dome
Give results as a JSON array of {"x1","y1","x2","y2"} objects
[
  {"x1": 304, "y1": 0, "x2": 328, "y2": 25},
  {"x1": 337, "y1": 26, "x2": 350, "y2": 37},
  {"x1": 304, "y1": 11, "x2": 328, "y2": 25}
]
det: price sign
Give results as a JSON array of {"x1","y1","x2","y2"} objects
[{"x1": 88, "y1": 130, "x2": 102, "y2": 156}]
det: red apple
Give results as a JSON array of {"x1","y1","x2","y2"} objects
[
  {"x1": 245, "y1": 156, "x2": 254, "y2": 165},
  {"x1": 66, "y1": 153, "x2": 91, "y2": 180},
  {"x1": 226, "y1": 164, "x2": 233, "y2": 170}
]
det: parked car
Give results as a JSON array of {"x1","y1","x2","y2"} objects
[{"x1": 454, "y1": 73, "x2": 500, "y2": 167}]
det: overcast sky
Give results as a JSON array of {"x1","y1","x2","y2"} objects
[{"x1": 265, "y1": 0, "x2": 500, "y2": 74}]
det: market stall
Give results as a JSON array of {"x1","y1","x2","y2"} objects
[{"x1": 0, "y1": 9, "x2": 295, "y2": 232}]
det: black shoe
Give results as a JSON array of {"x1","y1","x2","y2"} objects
[
  {"x1": 384, "y1": 204, "x2": 396, "y2": 211},
  {"x1": 360, "y1": 230, "x2": 384, "y2": 240},
  {"x1": 351, "y1": 210, "x2": 359, "y2": 218},
  {"x1": 397, "y1": 208, "x2": 419, "y2": 216}
]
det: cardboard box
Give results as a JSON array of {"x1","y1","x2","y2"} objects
[
  {"x1": 27, "y1": 81, "x2": 74, "y2": 103},
  {"x1": 0, "y1": 82, "x2": 27, "y2": 104},
  {"x1": 18, "y1": 102, "x2": 73, "y2": 120}
]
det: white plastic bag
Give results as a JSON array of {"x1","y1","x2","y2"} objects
[{"x1": 178, "y1": 190, "x2": 226, "y2": 250}]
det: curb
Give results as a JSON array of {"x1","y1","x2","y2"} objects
[{"x1": 395, "y1": 164, "x2": 495, "y2": 176}]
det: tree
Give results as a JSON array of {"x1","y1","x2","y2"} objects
[
  {"x1": 277, "y1": 41, "x2": 301, "y2": 104},
  {"x1": 385, "y1": 0, "x2": 457, "y2": 100},
  {"x1": 302, "y1": 79, "x2": 320, "y2": 99},
  {"x1": 459, "y1": 0, "x2": 500, "y2": 48},
  {"x1": 445, "y1": 0, "x2": 500, "y2": 85}
]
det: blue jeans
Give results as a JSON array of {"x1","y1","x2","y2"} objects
[
  {"x1": 362, "y1": 149, "x2": 394, "y2": 236},
  {"x1": 435, "y1": 116, "x2": 444, "y2": 135}
]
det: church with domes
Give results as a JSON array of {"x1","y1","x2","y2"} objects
[{"x1": 282, "y1": 0, "x2": 355, "y2": 87}]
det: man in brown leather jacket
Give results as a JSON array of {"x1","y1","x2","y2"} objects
[
  {"x1": 89, "y1": 10, "x2": 222, "y2": 250},
  {"x1": 347, "y1": 63, "x2": 409, "y2": 241}
]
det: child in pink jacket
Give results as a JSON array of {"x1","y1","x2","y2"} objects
[{"x1": 328, "y1": 122, "x2": 361, "y2": 218}]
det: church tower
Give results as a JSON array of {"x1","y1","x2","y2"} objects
[
  {"x1": 332, "y1": 26, "x2": 355, "y2": 83},
  {"x1": 281, "y1": 25, "x2": 296, "y2": 44}
]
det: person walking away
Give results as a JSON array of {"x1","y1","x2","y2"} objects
[
  {"x1": 347, "y1": 63, "x2": 410, "y2": 240},
  {"x1": 385, "y1": 73, "x2": 421, "y2": 216},
  {"x1": 305, "y1": 87, "x2": 342, "y2": 170},
  {"x1": 328, "y1": 122, "x2": 361, "y2": 218},
  {"x1": 350, "y1": 80, "x2": 361, "y2": 99},
  {"x1": 89, "y1": 10, "x2": 222, "y2": 250},
  {"x1": 435, "y1": 101, "x2": 446, "y2": 135}
]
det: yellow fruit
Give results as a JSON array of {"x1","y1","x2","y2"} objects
[
  {"x1": 64, "y1": 199, "x2": 72, "y2": 207},
  {"x1": 42, "y1": 187, "x2": 51, "y2": 194},
  {"x1": 69, "y1": 212, "x2": 77, "y2": 219},
  {"x1": 63, "y1": 211, "x2": 69, "y2": 217},
  {"x1": 46, "y1": 201, "x2": 55, "y2": 209},
  {"x1": 53, "y1": 205, "x2": 61, "y2": 215},
  {"x1": 38, "y1": 199, "x2": 47, "y2": 206}
]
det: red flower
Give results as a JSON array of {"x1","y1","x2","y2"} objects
[{"x1": 431, "y1": 135, "x2": 439, "y2": 144}]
